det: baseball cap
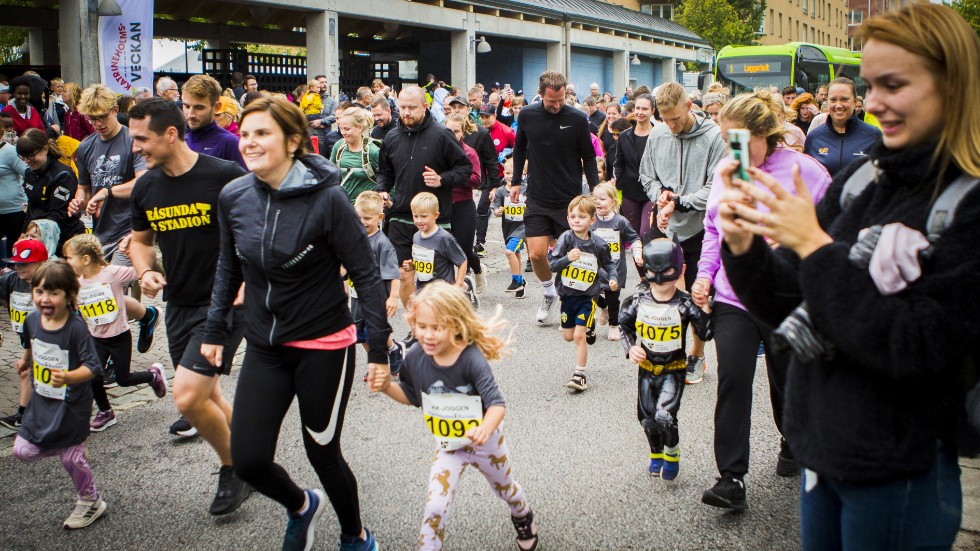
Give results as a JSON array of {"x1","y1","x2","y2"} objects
[
  {"x1": 4, "y1": 239, "x2": 49, "y2": 264},
  {"x1": 448, "y1": 96, "x2": 468, "y2": 106},
  {"x1": 0, "y1": 84, "x2": 9, "y2": 93},
  {"x1": 478, "y1": 104, "x2": 496, "y2": 116}
]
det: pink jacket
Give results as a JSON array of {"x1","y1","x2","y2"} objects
[{"x1": 452, "y1": 139, "x2": 482, "y2": 203}]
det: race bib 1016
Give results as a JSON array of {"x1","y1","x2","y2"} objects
[
  {"x1": 561, "y1": 252, "x2": 598, "y2": 291},
  {"x1": 421, "y1": 391, "x2": 483, "y2": 451}
]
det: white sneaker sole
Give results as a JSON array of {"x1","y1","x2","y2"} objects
[
  {"x1": 64, "y1": 500, "x2": 106, "y2": 529},
  {"x1": 90, "y1": 417, "x2": 117, "y2": 433}
]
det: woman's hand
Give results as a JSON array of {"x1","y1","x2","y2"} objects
[
  {"x1": 366, "y1": 363, "x2": 391, "y2": 392},
  {"x1": 716, "y1": 160, "x2": 757, "y2": 255},
  {"x1": 726, "y1": 165, "x2": 832, "y2": 259}
]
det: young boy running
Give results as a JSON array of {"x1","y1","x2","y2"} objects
[
  {"x1": 548, "y1": 195, "x2": 617, "y2": 392},
  {"x1": 403, "y1": 192, "x2": 472, "y2": 305},
  {"x1": 491, "y1": 158, "x2": 528, "y2": 299}
]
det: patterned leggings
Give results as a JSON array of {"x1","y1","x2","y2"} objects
[
  {"x1": 13, "y1": 435, "x2": 98, "y2": 501},
  {"x1": 420, "y1": 431, "x2": 530, "y2": 550}
]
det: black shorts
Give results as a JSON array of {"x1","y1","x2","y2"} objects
[
  {"x1": 524, "y1": 201, "x2": 570, "y2": 239},
  {"x1": 560, "y1": 294, "x2": 597, "y2": 329},
  {"x1": 385, "y1": 219, "x2": 416, "y2": 264},
  {"x1": 166, "y1": 304, "x2": 245, "y2": 377},
  {"x1": 680, "y1": 230, "x2": 704, "y2": 290}
]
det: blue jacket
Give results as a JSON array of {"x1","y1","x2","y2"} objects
[{"x1": 804, "y1": 116, "x2": 881, "y2": 177}]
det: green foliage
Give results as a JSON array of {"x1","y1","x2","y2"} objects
[
  {"x1": 676, "y1": 0, "x2": 762, "y2": 51},
  {"x1": 242, "y1": 44, "x2": 308, "y2": 57},
  {"x1": 950, "y1": 0, "x2": 980, "y2": 37},
  {"x1": 0, "y1": 27, "x2": 28, "y2": 66}
]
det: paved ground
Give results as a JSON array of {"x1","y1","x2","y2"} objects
[{"x1": 0, "y1": 214, "x2": 977, "y2": 550}]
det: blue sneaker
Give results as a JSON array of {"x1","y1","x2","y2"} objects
[
  {"x1": 662, "y1": 449, "x2": 680, "y2": 481},
  {"x1": 282, "y1": 489, "x2": 325, "y2": 551},
  {"x1": 757, "y1": 341, "x2": 765, "y2": 357},
  {"x1": 648, "y1": 453, "x2": 664, "y2": 477},
  {"x1": 340, "y1": 527, "x2": 379, "y2": 551},
  {"x1": 137, "y1": 306, "x2": 160, "y2": 353}
]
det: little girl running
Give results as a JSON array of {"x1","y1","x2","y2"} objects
[
  {"x1": 368, "y1": 281, "x2": 539, "y2": 551},
  {"x1": 63, "y1": 234, "x2": 167, "y2": 432},
  {"x1": 13, "y1": 259, "x2": 106, "y2": 528},
  {"x1": 591, "y1": 183, "x2": 642, "y2": 341}
]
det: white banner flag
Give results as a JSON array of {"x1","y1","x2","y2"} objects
[{"x1": 98, "y1": 0, "x2": 153, "y2": 94}]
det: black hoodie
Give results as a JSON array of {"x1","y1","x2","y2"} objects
[{"x1": 205, "y1": 154, "x2": 392, "y2": 364}]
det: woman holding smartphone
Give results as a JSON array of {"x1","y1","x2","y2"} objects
[{"x1": 693, "y1": 88, "x2": 833, "y2": 510}]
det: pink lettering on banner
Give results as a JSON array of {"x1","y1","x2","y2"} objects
[{"x1": 110, "y1": 23, "x2": 132, "y2": 90}]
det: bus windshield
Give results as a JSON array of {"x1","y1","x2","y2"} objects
[{"x1": 717, "y1": 55, "x2": 792, "y2": 94}]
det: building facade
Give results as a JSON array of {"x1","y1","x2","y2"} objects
[{"x1": 846, "y1": 0, "x2": 923, "y2": 51}]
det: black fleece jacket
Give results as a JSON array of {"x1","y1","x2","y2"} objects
[
  {"x1": 205, "y1": 155, "x2": 392, "y2": 364},
  {"x1": 614, "y1": 127, "x2": 651, "y2": 203},
  {"x1": 722, "y1": 141, "x2": 980, "y2": 483},
  {"x1": 23, "y1": 157, "x2": 85, "y2": 245}
]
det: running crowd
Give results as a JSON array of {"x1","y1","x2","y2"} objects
[{"x1": 0, "y1": 4, "x2": 978, "y2": 551}]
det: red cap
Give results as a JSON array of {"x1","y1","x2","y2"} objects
[{"x1": 4, "y1": 239, "x2": 49, "y2": 264}]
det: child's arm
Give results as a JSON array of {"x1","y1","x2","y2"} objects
[
  {"x1": 618, "y1": 294, "x2": 645, "y2": 363},
  {"x1": 548, "y1": 234, "x2": 574, "y2": 272},
  {"x1": 599, "y1": 244, "x2": 619, "y2": 291},
  {"x1": 386, "y1": 278, "x2": 400, "y2": 318},
  {"x1": 369, "y1": 369, "x2": 414, "y2": 404},
  {"x1": 454, "y1": 259, "x2": 468, "y2": 288},
  {"x1": 467, "y1": 405, "x2": 506, "y2": 446},
  {"x1": 16, "y1": 348, "x2": 31, "y2": 374},
  {"x1": 681, "y1": 297, "x2": 715, "y2": 342},
  {"x1": 50, "y1": 365, "x2": 95, "y2": 387}
]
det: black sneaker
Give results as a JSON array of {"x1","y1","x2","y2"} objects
[
  {"x1": 474, "y1": 242, "x2": 486, "y2": 258},
  {"x1": 169, "y1": 416, "x2": 199, "y2": 438},
  {"x1": 137, "y1": 306, "x2": 160, "y2": 353},
  {"x1": 586, "y1": 325, "x2": 597, "y2": 345},
  {"x1": 506, "y1": 280, "x2": 524, "y2": 292},
  {"x1": 566, "y1": 372, "x2": 587, "y2": 391},
  {"x1": 524, "y1": 259, "x2": 533, "y2": 273},
  {"x1": 701, "y1": 476, "x2": 748, "y2": 510},
  {"x1": 776, "y1": 438, "x2": 801, "y2": 477},
  {"x1": 102, "y1": 363, "x2": 118, "y2": 389},
  {"x1": 0, "y1": 411, "x2": 22, "y2": 430},
  {"x1": 389, "y1": 341, "x2": 405, "y2": 376},
  {"x1": 210, "y1": 465, "x2": 251, "y2": 515},
  {"x1": 515, "y1": 287, "x2": 526, "y2": 299},
  {"x1": 464, "y1": 276, "x2": 480, "y2": 310},
  {"x1": 511, "y1": 510, "x2": 539, "y2": 551}
]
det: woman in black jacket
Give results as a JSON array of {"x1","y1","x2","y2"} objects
[
  {"x1": 713, "y1": 5, "x2": 979, "y2": 548},
  {"x1": 16, "y1": 129, "x2": 85, "y2": 255},
  {"x1": 614, "y1": 94, "x2": 655, "y2": 237},
  {"x1": 202, "y1": 97, "x2": 390, "y2": 551}
]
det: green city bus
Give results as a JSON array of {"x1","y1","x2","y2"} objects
[{"x1": 714, "y1": 42, "x2": 864, "y2": 97}]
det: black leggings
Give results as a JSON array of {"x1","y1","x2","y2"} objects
[
  {"x1": 451, "y1": 199, "x2": 481, "y2": 274},
  {"x1": 475, "y1": 185, "x2": 494, "y2": 245},
  {"x1": 594, "y1": 289, "x2": 622, "y2": 327},
  {"x1": 91, "y1": 331, "x2": 152, "y2": 412},
  {"x1": 231, "y1": 343, "x2": 362, "y2": 537},
  {"x1": 0, "y1": 211, "x2": 24, "y2": 259},
  {"x1": 711, "y1": 301, "x2": 790, "y2": 478},
  {"x1": 637, "y1": 371, "x2": 684, "y2": 452}
]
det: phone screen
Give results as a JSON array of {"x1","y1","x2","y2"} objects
[{"x1": 727, "y1": 129, "x2": 751, "y2": 182}]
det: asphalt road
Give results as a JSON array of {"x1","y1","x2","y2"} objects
[{"x1": 0, "y1": 230, "x2": 801, "y2": 550}]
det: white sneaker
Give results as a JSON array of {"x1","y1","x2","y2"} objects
[
  {"x1": 607, "y1": 326, "x2": 621, "y2": 341},
  {"x1": 464, "y1": 276, "x2": 481, "y2": 310},
  {"x1": 536, "y1": 295, "x2": 559, "y2": 324},
  {"x1": 64, "y1": 498, "x2": 107, "y2": 529},
  {"x1": 598, "y1": 307, "x2": 609, "y2": 326},
  {"x1": 474, "y1": 271, "x2": 487, "y2": 294}
]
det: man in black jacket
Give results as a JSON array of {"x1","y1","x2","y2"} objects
[
  {"x1": 510, "y1": 70, "x2": 599, "y2": 325},
  {"x1": 376, "y1": 86, "x2": 472, "y2": 307}
]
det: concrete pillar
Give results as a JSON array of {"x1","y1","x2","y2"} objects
[
  {"x1": 562, "y1": 21, "x2": 572, "y2": 78},
  {"x1": 28, "y1": 29, "x2": 44, "y2": 65},
  {"x1": 306, "y1": 11, "x2": 340, "y2": 86},
  {"x1": 450, "y1": 29, "x2": 475, "y2": 90},
  {"x1": 59, "y1": 0, "x2": 100, "y2": 86},
  {"x1": 612, "y1": 47, "x2": 629, "y2": 97},
  {"x1": 661, "y1": 57, "x2": 677, "y2": 83},
  {"x1": 546, "y1": 41, "x2": 564, "y2": 73}
]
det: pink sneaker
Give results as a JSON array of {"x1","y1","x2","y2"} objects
[
  {"x1": 90, "y1": 410, "x2": 117, "y2": 432},
  {"x1": 148, "y1": 363, "x2": 168, "y2": 398}
]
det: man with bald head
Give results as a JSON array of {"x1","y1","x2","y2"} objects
[{"x1": 375, "y1": 86, "x2": 473, "y2": 305}]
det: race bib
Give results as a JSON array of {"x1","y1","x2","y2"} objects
[
  {"x1": 636, "y1": 301, "x2": 683, "y2": 354},
  {"x1": 31, "y1": 340, "x2": 69, "y2": 400},
  {"x1": 503, "y1": 196, "x2": 525, "y2": 222},
  {"x1": 347, "y1": 277, "x2": 357, "y2": 299},
  {"x1": 421, "y1": 391, "x2": 483, "y2": 451},
  {"x1": 413, "y1": 245, "x2": 436, "y2": 283},
  {"x1": 561, "y1": 252, "x2": 598, "y2": 291},
  {"x1": 594, "y1": 228, "x2": 621, "y2": 261},
  {"x1": 78, "y1": 283, "x2": 119, "y2": 326},
  {"x1": 9, "y1": 291, "x2": 35, "y2": 333}
]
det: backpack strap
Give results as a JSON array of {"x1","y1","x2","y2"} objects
[
  {"x1": 361, "y1": 137, "x2": 376, "y2": 182},
  {"x1": 926, "y1": 175, "x2": 980, "y2": 241},
  {"x1": 839, "y1": 159, "x2": 878, "y2": 210}
]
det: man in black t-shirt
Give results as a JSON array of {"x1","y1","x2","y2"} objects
[{"x1": 127, "y1": 98, "x2": 251, "y2": 517}]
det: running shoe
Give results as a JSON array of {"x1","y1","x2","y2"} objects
[
  {"x1": 536, "y1": 295, "x2": 558, "y2": 324},
  {"x1": 282, "y1": 488, "x2": 326, "y2": 551},
  {"x1": 90, "y1": 410, "x2": 117, "y2": 432},
  {"x1": 701, "y1": 476, "x2": 748, "y2": 510},
  {"x1": 506, "y1": 280, "x2": 525, "y2": 293},
  {"x1": 662, "y1": 449, "x2": 680, "y2": 481},
  {"x1": 0, "y1": 411, "x2": 22, "y2": 430},
  {"x1": 757, "y1": 342, "x2": 765, "y2": 357},
  {"x1": 511, "y1": 510, "x2": 539, "y2": 551},
  {"x1": 148, "y1": 363, "x2": 168, "y2": 398},
  {"x1": 566, "y1": 372, "x2": 587, "y2": 391},
  {"x1": 137, "y1": 306, "x2": 160, "y2": 353},
  {"x1": 597, "y1": 307, "x2": 609, "y2": 326},
  {"x1": 464, "y1": 276, "x2": 480, "y2": 310},
  {"x1": 586, "y1": 325, "x2": 597, "y2": 345},
  {"x1": 685, "y1": 355, "x2": 705, "y2": 385},
  {"x1": 339, "y1": 527, "x2": 379, "y2": 551},
  {"x1": 474, "y1": 242, "x2": 486, "y2": 258},
  {"x1": 169, "y1": 416, "x2": 199, "y2": 438},
  {"x1": 776, "y1": 438, "x2": 801, "y2": 477},
  {"x1": 474, "y1": 271, "x2": 487, "y2": 294},
  {"x1": 63, "y1": 497, "x2": 107, "y2": 529},
  {"x1": 389, "y1": 341, "x2": 405, "y2": 377},
  {"x1": 515, "y1": 287, "x2": 526, "y2": 299},
  {"x1": 524, "y1": 259, "x2": 533, "y2": 273},
  {"x1": 607, "y1": 326, "x2": 621, "y2": 341},
  {"x1": 648, "y1": 453, "x2": 664, "y2": 477},
  {"x1": 102, "y1": 363, "x2": 118, "y2": 389},
  {"x1": 210, "y1": 465, "x2": 251, "y2": 515}
]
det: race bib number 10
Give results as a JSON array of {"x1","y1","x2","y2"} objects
[
  {"x1": 421, "y1": 392, "x2": 483, "y2": 451},
  {"x1": 503, "y1": 197, "x2": 526, "y2": 221},
  {"x1": 78, "y1": 284, "x2": 119, "y2": 326},
  {"x1": 9, "y1": 291, "x2": 34, "y2": 333},
  {"x1": 636, "y1": 301, "x2": 683, "y2": 354},
  {"x1": 413, "y1": 245, "x2": 436, "y2": 282},
  {"x1": 31, "y1": 340, "x2": 69, "y2": 400},
  {"x1": 561, "y1": 252, "x2": 598, "y2": 291}
]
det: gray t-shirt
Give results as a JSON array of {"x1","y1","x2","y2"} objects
[
  {"x1": 412, "y1": 227, "x2": 467, "y2": 290},
  {"x1": 593, "y1": 213, "x2": 641, "y2": 287},
  {"x1": 76, "y1": 126, "x2": 146, "y2": 255},
  {"x1": 548, "y1": 230, "x2": 617, "y2": 297},
  {"x1": 20, "y1": 312, "x2": 102, "y2": 448},
  {"x1": 398, "y1": 343, "x2": 505, "y2": 411},
  {"x1": 350, "y1": 229, "x2": 400, "y2": 322},
  {"x1": 490, "y1": 183, "x2": 527, "y2": 242}
]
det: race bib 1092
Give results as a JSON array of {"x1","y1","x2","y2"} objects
[{"x1": 421, "y1": 391, "x2": 483, "y2": 451}]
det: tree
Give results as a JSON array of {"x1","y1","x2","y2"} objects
[
  {"x1": 0, "y1": 28, "x2": 28, "y2": 66},
  {"x1": 676, "y1": 0, "x2": 762, "y2": 51},
  {"x1": 950, "y1": 0, "x2": 980, "y2": 37}
]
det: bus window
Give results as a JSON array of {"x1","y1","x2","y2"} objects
[
  {"x1": 834, "y1": 64, "x2": 867, "y2": 97},
  {"x1": 716, "y1": 56, "x2": 791, "y2": 95},
  {"x1": 796, "y1": 46, "x2": 830, "y2": 94}
]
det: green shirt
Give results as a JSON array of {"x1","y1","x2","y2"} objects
[{"x1": 329, "y1": 138, "x2": 381, "y2": 204}]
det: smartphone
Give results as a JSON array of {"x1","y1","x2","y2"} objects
[
  {"x1": 505, "y1": 83, "x2": 511, "y2": 90},
  {"x1": 727, "y1": 129, "x2": 751, "y2": 182}
]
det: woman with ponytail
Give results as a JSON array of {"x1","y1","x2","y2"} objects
[{"x1": 16, "y1": 128, "x2": 85, "y2": 255}]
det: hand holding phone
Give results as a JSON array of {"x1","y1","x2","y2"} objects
[{"x1": 727, "y1": 129, "x2": 751, "y2": 183}]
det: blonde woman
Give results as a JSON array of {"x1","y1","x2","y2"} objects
[{"x1": 329, "y1": 107, "x2": 379, "y2": 203}]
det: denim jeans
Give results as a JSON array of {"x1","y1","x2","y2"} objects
[{"x1": 800, "y1": 443, "x2": 961, "y2": 550}]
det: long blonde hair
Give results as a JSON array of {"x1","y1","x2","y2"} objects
[
  {"x1": 856, "y1": 4, "x2": 980, "y2": 179},
  {"x1": 406, "y1": 282, "x2": 510, "y2": 361},
  {"x1": 718, "y1": 89, "x2": 793, "y2": 158}
]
